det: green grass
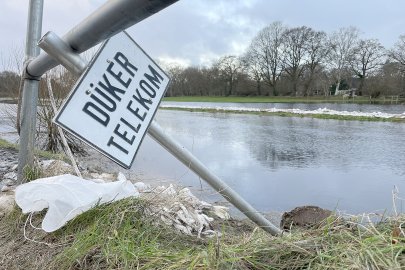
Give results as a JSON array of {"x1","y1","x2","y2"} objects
[
  {"x1": 1, "y1": 199, "x2": 405, "y2": 269},
  {"x1": 22, "y1": 164, "x2": 42, "y2": 181},
  {"x1": 0, "y1": 138, "x2": 16, "y2": 149},
  {"x1": 163, "y1": 96, "x2": 405, "y2": 104},
  {"x1": 35, "y1": 149, "x2": 68, "y2": 162},
  {"x1": 161, "y1": 106, "x2": 405, "y2": 123}
]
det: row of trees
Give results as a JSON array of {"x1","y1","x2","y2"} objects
[
  {"x1": 166, "y1": 22, "x2": 405, "y2": 97},
  {"x1": 1, "y1": 23, "x2": 405, "y2": 99},
  {"x1": 1, "y1": 23, "x2": 404, "y2": 153},
  {"x1": 0, "y1": 71, "x2": 19, "y2": 98}
]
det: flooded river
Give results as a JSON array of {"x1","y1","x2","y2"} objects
[
  {"x1": 131, "y1": 108, "x2": 405, "y2": 215},
  {"x1": 2, "y1": 102, "x2": 405, "y2": 215}
]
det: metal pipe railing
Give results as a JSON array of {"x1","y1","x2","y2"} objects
[{"x1": 26, "y1": 0, "x2": 178, "y2": 78}]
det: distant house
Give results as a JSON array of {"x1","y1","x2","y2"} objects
[
  {"x1": 334, "y1": 77, "x2": 360, "y2": 96},
  {"x1": 335, "y1": 88, "x2": 357, "y2": 97}
]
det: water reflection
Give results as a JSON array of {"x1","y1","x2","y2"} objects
[
  {"x1": 150, "y1": 110, "x2": 405, "y2": 214},
  {"x1": 244, "y1": 116, "x2": 318, "y2": 170},
  {"x1": 3, "y1": 101, "x2": 402, "y2": 215},
  {"x1": 254, "y1": 144, "x2": 314, "y2": 169},
  {"x1": 2, "y1": 101, "x2": 405, "y2": 214}
]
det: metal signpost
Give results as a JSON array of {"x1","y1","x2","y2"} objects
[
  {"x1": 17, "y1": 0, "x2": 44, "y2": 182},
  {"x1": 19, "y1": 0, "x2": 282, "y2": 235},
  {"x1": 18, "y1": 0, "x2": 178, "y2": 180},
  {"x1": 54, "y1": 32, "x2": 169, "y2": 168}
]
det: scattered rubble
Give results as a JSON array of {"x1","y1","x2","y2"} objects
[
  {"x1": 3, "y1": 172, "x2": 17, "y2": 181},
  {"x1": 0, "y1": 148, "x2": 18, "y2": 183},
  {"x1": 40, "y1": 160, "x2": 75, "y2": 177},
  {"x1": 1, "y1": 172, "x2": 16, "y2": 194},
  {"x1": 142, "y1": 184, "x2": 230, "y2": 238},
  {"x1": 1, "y1": 155, "x2": 231, "y2": 237},
  {"x1": 134, "y1": 181, "x2": 151, "y2": 192},
  {"x1": 85, "y1": 172, "x2": 116, "y2": 182},
  {"x1": 1, "y1": 185, "x2": 14, "y2": 192},
  {"x1": 0, "y1": 145, "x2": 231, "y2": 237},
  {"x1": 1, "y1": 178, "x2": 15, "y2": 187}
]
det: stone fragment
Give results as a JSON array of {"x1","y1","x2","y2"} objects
[
  {"x1": 88, "y1": 172, "x2": 115, "y2": 182},
  {"x1": 0, "y1": 194, "x2": 15, "y2": 218},
  {"x1": 134, "y1": 182, "x2": 150, "y2": 193},
  {"x1": 1, "y1": 178, "x2": 15, "y2": 186},
  {"x1": 3, "y1": 172, "x2": 17, "y2": 181},
  {"x1": 41, "y1": 160, "x2": 75, "y2": 177},
  {"x1": 1, "y1": 185, "x2": 14, "y2": 192},
  {"x1": 210, "y1": 205, "x2": 231, "y2": 220}
]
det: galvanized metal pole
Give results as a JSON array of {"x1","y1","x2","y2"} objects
[
  {"x1": 26, "y1": 0, "x2": 178, "y2": 78},
  {"x1": 38, "y1": 32, "x2": 282, "y2": 236},
  {"x1": 17, "y1": 0, "x2": 44, "y2": 183}
]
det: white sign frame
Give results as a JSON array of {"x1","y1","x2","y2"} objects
[{"x1": 54, "y1": 31, "x2": 170, "y2": 169}]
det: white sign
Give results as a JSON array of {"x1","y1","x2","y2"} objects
[{"x1": 54, "y1": 31, "x2": 170, "y2": 169}]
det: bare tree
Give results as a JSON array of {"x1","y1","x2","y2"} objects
[
  {"x1": 302, "y1": 30, "x2": 329, "y2": 96},
  {"x1": 281, "y1": 26, "x2": 312, "y2": 96},
  {"x1": 349, "y1": 38, "x2": 385, "y2": 94},
  {"x1": 201, "y1": 66, "x2": 223, "y2": 96},
  {"x1": 241, "y1": 51, "x2": 263, "y2": 95},
  {"x1": 0, "y1": 71, "x2": 20, "y2": 98},
  {"x1": 0, "y1": 46, "x2": 24, "y2": 99},
  {"x1": 214, "y1": 55, "x2": 242, "y2": 96},
  {"x1": 388, "y1": 35, "x2": 405, "y2": 70},
  {"x1": 164, "y1": 64, "x2": 186, "y2": 97},
  {"x1": 247, "y1": 21, "x2": 286, "y2": 96},
  {"x1": 182, "y1": 67, "x2": 208, "y2": 96},
  {"x1": 327, "y1": 27, "x2": 360, "y2": 95}
]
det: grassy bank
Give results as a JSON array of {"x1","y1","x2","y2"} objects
[
  {"x1": 161, "y1": 106, "x2": 405, "y2": 123},
  {"x1": 163, "y1": 96, "x2": 405, "y2": 104},
  {"x1": 1, "y1": 199, "x2": 405, "y2": 269},
  {"x1": 0, "y1": 138, "x2": 16, "y2": 149}
]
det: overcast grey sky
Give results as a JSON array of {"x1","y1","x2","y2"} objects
[{"x1": 1, "y1": 0, "x2": 405, "y2": 69}]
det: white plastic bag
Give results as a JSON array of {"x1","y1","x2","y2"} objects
[{"x1": 15, "y1": 174, "x2": 138, "y2": 232}]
